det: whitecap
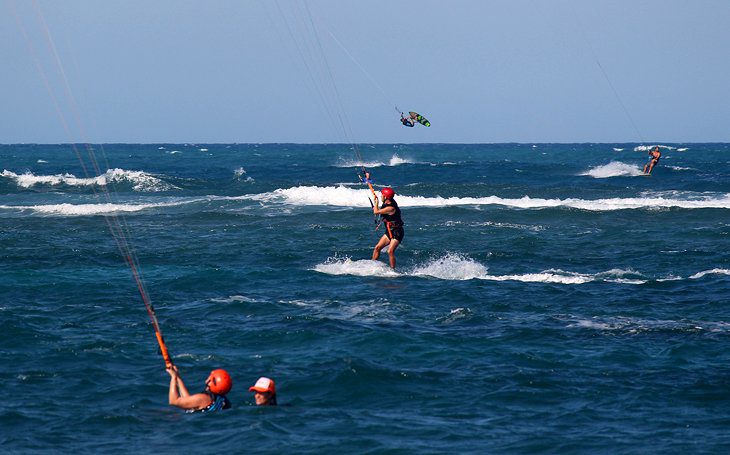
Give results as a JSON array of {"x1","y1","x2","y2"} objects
[
  {"x1": 479, "y1": 269, "x2": 593, "y2": 284},
  {"x1": 244, "y1": 185, "x2": 730, "y2": 211},
  {"x1": 1, "y1": 168, "x2": 177, "y2": 192},
  {"x1": 690, "y1": 268, "x2": 730, "y2": 279},
  {"x1": 0, "y1": 199, "x2": 196, "y2": 216},
  {"x1": 438, "y1": 307, "x2": 473, "y2": 324},
  {"x1": 634, "y1": 144, "x2": 674, "y2": 152}
]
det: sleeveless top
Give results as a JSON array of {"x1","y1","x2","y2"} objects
[
  {"x1": 188, "y1": 392, "x2": 231, "y2": 413},
  {"x1": 381, "y1": 199, "x2": 403, "y2": 227}
]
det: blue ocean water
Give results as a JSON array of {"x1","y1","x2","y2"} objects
[{"x1": 1, "y1": 143, "x2": 729, "y2": 453}]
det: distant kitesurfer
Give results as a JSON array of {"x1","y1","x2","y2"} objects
[
  {"x1": 249, "y1": 376, "x2": 277, "y2": 406},
  {"x1": 372, "y1": 187, "x2": 404, "y2": 269},
  {"x1": 166, "y1": 365, "x2": 232, "y2": 412},
  {"x1": 643, "y1": 147, "x2": 661, "y2": 174},
  {"x1": 400, "y1": 112, "x2": 415, "y2": 127}
]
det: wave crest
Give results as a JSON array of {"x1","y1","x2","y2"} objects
[
  {"x1": 1, "y1": 169, "x2": 177, "y2": 192},
  {"x1": 690, "y1": 268, "x2": 730, "y2": 279},
  {"x1": 250, "y1": 185, "x2": 730, "y2": 211}
]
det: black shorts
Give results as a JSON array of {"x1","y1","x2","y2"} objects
[{"x1": 387, "y1": 226, "x2": 404, "y2": 242}]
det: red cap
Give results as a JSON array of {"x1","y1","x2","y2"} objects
[
  {"x1": 381, "y1": 187, "x2": 395, "y2": 199},
  {"x1": 249, "y1": 376, "x2": 276, "y2": 394}
]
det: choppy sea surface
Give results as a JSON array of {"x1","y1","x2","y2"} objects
[{"x1": 1, "y1": 143, "x2": 729, "y2": 453}]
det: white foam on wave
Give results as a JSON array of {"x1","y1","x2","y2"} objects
[
  {"x1": 313, "y1": 257, "x2": 659, "y2": 285},
  {"x1": 479, "y1": 269, "x2": 594, "y2": 284},
  {"x1": 313, "y1": 257, "x2": 400, "y2": 277},
  {"x1": 314, "y1": 256, "x2": 730, "y2": 285},
  {"x1": 210, "y1": 295, "x2": 260, "y2": 304},
  {"x1": 37, "y1": 159, "x2": 48, "y2": 163},
  {"x1": 690, "y1": 268, "x2": 730, "y2": 279},
  {"x1": 634, "y1": 144, "x2": 674, "y2": 152},
  {"x1": 0, "y1": 199, "x2": 195, "y2": 216},
  {"x1": 411, "y1": 254, "x2": 489, "y2": 280},
  {"x1": 248, "y1": 185, "x2": 730, "y2": 211},
  {"x1": 581, "y1": 161, "x2": 644, "y2": 178},
  {"x1": 676, "y1": 148, "x2": 689, "y2": 152},
  {"x1": 613, "y1": 148, "x2": 624, "y2": 152},
  {"x1": 334, "y1": 153, "x2": 416, "y2": 168},
  {"x1": 1, "y1": 168, "x2": 177, "y2": 192},
  {"x1": 438, "y1": 307, "x2": 473, "y2": 324},
  {"x1": 233, "y1": 167, "x2": 254, "y2": 182},
  {"x1": 666, "y1": 165, "x2": 694, "y2": 171},
  {"x1": 594, "y1": 268, "x2": 646, "y2": 284}
]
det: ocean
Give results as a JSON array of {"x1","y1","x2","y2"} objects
[{"x1": 1, "y1": 143, "x2": 729, "y2": 453}]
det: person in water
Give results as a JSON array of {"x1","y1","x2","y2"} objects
[
  {"x1": 400, "y1": 112, "x2": 414, "y2": 127},
  {"x1": 643, "y1": 147, "x2": 661, "y2": 174},
  {"x1": 249, "y1": 376, "x2": 277, "y2": 406},
  {"x1": 372, "y1": 187, "x2": 404, "y2": 269},
  {"x1": 166, "y1": 365, "x2": 232, "y2": 412}
]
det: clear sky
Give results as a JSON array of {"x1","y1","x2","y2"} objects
[{"x1": 2, "y1": 0, "x2": 729, "y2": 143}]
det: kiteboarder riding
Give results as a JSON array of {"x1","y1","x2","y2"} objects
[
  {"x1": 372, "y1": 187, "x2": 404, "y2": 269},
  {"x1": 643, "y1": 147, "x2": 661, "y2": 174}
]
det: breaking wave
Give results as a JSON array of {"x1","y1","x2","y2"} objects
[
  {"x1": 689, "y1": 269, "x2": 730, "y2": 279},
  {"x1": 249, "y1": 185, "x2": 730, "y2": 211},
  {"x1": 0, "y1": 199, "x2": 197, "y2": 216},
  {"x1": 1, "y1": 169, "x2": 177, "y2": 192}
]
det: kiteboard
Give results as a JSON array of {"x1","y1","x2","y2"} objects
[{"x1": 409, "y1": 111, "x2": 431, "y2": 127}]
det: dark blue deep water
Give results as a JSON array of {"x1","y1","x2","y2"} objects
[{"x1": 1, "y1": 143, "x2": 729, "y2": 453}]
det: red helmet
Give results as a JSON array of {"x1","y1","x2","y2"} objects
[
  {"x1": 207, "y1": 369, "x2": 232, "y2": 395},
  {"x1": 381, "y1": 187, "x2": 395, "y2": 199}
]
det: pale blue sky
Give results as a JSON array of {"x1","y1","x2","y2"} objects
[{"x1": 2, "y1": 0, "x2": 729, "y2": 143}]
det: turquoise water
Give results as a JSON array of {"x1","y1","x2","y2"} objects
[{"x1": 1, "y1": 143, "x2": 729, "y2": 452}]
